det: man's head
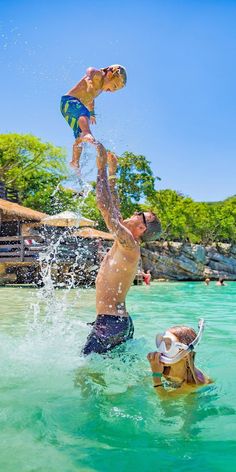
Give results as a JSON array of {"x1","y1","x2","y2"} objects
[
  {"x1": 102, "y1": 64, "x2": 127, "y2": 92},
  {"x1": 123, "y1": 211, "x2": 161, "y2": 242}
]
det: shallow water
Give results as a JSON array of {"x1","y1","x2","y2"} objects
[{"x1": 0, "y1": 282, "x2": 236, "y2": 472}]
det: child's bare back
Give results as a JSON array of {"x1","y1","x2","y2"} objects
[{"x1": 66, "y1": 68, "x2": 104, "y2": 110}]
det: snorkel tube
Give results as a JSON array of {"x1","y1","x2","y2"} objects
[{"x1": 157, "y1": 318, "x2": 205, "y2": 365}]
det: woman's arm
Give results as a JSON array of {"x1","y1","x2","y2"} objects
[{"x1": 147, "y1": 352, "x2": 166, "y2": 394}]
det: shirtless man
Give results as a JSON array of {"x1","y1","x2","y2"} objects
[{"x1": 82, "y1": 144, "x2": 161, "y2": 355}]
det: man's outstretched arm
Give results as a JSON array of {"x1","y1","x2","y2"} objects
[
  {"x1": 107, "y1": 151, "x2": 122, "y2": 221},
  {"x1": 96, "y1": 144, "x2": 136, "y2": 248}
]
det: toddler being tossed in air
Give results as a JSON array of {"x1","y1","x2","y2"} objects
[{"x1": 60, "y1": 64, "x2": 127, "y2": 169}]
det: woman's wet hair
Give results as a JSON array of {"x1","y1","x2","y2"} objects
[
  {"x1": 140, "y1": 212, "x2": 162, "y2": 242},
  {"x1": 164, "y1": 325, "x2": 201, "y2": 384},
  {"x1": 169, "y1": 325, "x2": 197, "y2": 346}
]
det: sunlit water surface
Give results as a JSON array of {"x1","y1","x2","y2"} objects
[{"x1": 0, "y1": 282, "x2": 235, "y2": 472}]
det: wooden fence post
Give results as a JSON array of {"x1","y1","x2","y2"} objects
[{"x1": 20, "y1": 236, "x2": 24, "y2": 262}]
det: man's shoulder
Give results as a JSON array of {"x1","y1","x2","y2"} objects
[
  {"x1": 114, "y1": 237, "x2": 140, "y2": 255},
  {"x1": 113, "y1": 222, "x2": 140, "y2": 251}
]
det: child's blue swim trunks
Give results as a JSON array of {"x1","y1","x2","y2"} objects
[{"x1": 60, "y1": 95, "x2": 90, "y2": 138}]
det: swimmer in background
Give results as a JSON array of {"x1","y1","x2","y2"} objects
[
  {"x1": 204, "y1": 277, "x2": 211, "y2": 286},
  {"x1": 60, "y1": 65, "x2": 127, "y2": 170},
  {"x1": 216, "y1": 277, "x2": 227, "y2": 286},
  {"x1": 147, "y1": 321, "x2": 212, "y2": 395},
  {"x1": 142, "y1": 269, "x2": 151, "y2": 285}
]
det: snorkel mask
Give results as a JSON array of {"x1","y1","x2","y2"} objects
[{"x1": 155, "y1": 319, "x2": 205, "y2": 365}]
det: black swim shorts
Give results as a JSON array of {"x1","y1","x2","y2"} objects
[{"x1": 82, "y1": 314, "x2": 134, "y2": 355}]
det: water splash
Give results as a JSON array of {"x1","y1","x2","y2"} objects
[{"x1": 28, "y1": 146, "x2": 98, "y2": 334}]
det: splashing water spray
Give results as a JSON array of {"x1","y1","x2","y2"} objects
[{"x1": 30, "y1": 145, "x2": 97, "y2": 331}]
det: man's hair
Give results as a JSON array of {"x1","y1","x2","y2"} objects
[
  {"x1": 141, "y1": 212, "x2": 162, "y2": 242},
  {"x1": 102, "y1": 64, "x2": 127, "y2": 85}
]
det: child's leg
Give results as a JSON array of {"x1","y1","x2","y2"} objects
[
  {"x1": 70, "y1": 116, "x2": 91, "y2": 168},
  {"x1": 77, "y1": 116, "x2": 95, "y2": 143},
  {"x1": 70, "y1": 115, "x2": 97, "y2": 169},
  {"x1": 70, "y1": 138, "x2": 83, "y2": 168}
]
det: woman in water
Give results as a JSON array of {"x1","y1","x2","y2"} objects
[{"x1": 147, "y1": 321, "x2": 212, "y2": 395}]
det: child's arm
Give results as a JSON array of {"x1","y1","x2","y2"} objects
[
  {"x1": 88, "y1": 100, "x2": 96, "y2": 124},
  {"x1": 86, "y1": 67, "x2": 102, "y2": 78},
  {"x1": 85, "y1": 67, "x2": 103, "y2": 122},
  {"x1": 86, "y1": 67, "x2": 103, "y2": 92}
]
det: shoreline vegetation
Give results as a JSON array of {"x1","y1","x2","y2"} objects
[
  {"x1": 0, "y1": 133, "x2": 236, "y2": 286},
  {"x1": 0, "y1": 133, "x2": 235, "y2": 244}
]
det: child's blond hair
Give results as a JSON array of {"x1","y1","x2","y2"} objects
[{"x1": 101, "y1": 64, "x2": 127, "y2": 85}]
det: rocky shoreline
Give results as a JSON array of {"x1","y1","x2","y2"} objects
[
  {"x1": 1, "y1": 241, "x2": 236, "y2": 285},
  {"x1": 141, "y1": 242, "x2": 236, "y2": 281}
]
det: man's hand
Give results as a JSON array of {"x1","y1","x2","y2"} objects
[
  {"x1": 147, "y1": 352, "x2": 164, "y2": 374},
  {"x1": 107, "y1": 151, "x2": 118, "y2": 176},
  {"x1": 96, "y1": 143, "x2": 107, "y2": 170}
]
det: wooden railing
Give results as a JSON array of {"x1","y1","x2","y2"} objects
[
  {"x1": 0, "y1": 236, "x2": 44, "y2": 263},
  {"x1": 0, "y1": 181, "x2": 6, "y2": 199},
  {"x1": 133, "y1": 273, "x2": 143, "y2": 285},
  {"x1": 0, "y1": 182, "x2": 19, "y2": 202}
]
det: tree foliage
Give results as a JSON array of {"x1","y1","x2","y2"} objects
[
  {"x1": 116, "y1": 152, "x2": 159, "y2": 217},
  {"x1": 0, "y1": 133, "x2": 79, "y2": 213},
  {"x1": 146, "y1": 189, "x2": 236, "y2": 243},
  {"x1": 80, "y1": 151, "x2": 159, "y2": 229},
  {"x1": 1, "y1": 133, "x2": 235, "y2": 243}
]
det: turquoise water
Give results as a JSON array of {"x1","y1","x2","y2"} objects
[{"x1": 0, "y1": 282, "x2": 236, "y2": 472}]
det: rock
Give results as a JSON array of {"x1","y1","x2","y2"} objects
[
  {"x1": 181, "y1": 244, "x2": 205, "y2": 263},
  {"x1": 141, "y1": 242, "x2": 236, "y2": 281}
]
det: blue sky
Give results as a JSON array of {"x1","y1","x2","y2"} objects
[{"x1": 0, "y1": 0, "x2": 235, "y2": 201}]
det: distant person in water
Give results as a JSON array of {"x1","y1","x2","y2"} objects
[
  {"x1": 147, "y1": 320, "x2": 212, "y2": 395},
  {"x1": 216, "y1": 277, "x2": 227, "y2": 286},
  {"x1": 204, "y1": 277, "x2": 211, "y2": 286},
  {"x1": 142, "y1": 269, "x2": 152, "y2": 285},
  {"x1": 82, "y1": 145, "x2": 161, "y2": 355},
  {"x1": 60, "y1": 65, "x2": 127, "y2": 170}
]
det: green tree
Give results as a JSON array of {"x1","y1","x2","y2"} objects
[
  {"x1": 145, "y1": 189, "x2": 192, "y2": 240},
  {"x1": 117, "y1": 152, "x2": 160, "y2": 217},
  {"x1": 2, "y1": 133, "x2": 234, "y2": 242},
  {"x1": 146, "y1": 189, "x2": 236, "y2": 243},
  {"x1": 80, "y1": 151, "x2": 161, "y2": 229},
  {"x1": 0, "y1": 133, "x2": 79, "y2": 213},
  {"x1": 211, "y1": 199, "x2": 236, "y2": 243}
]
